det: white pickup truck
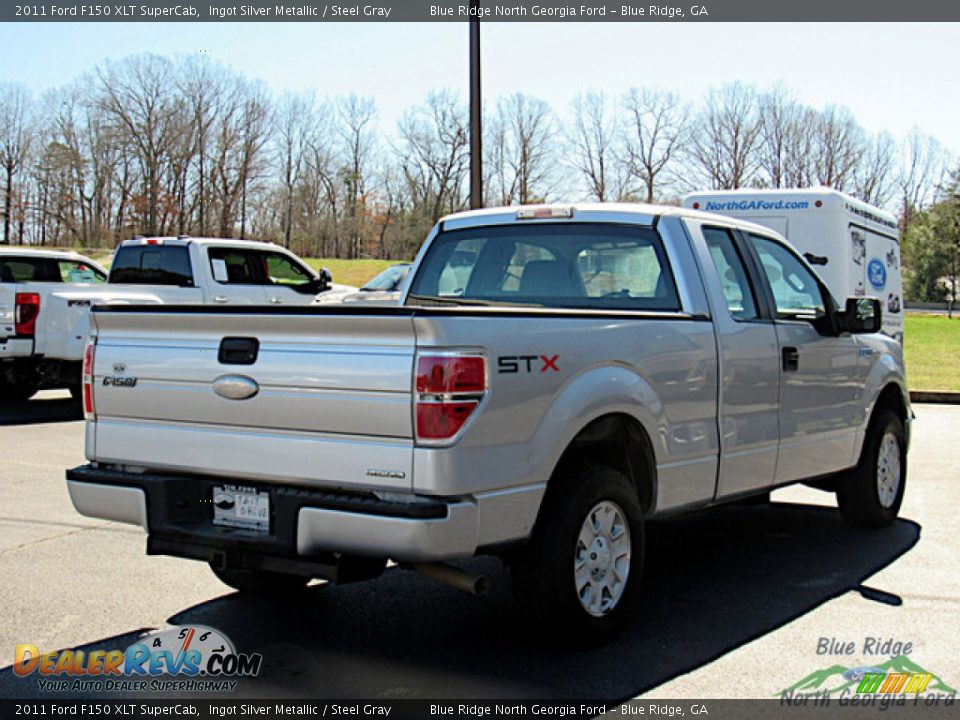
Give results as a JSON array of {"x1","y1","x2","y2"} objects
[
  {"x1": 67, "y1": 205, "x2": 910, "y2": 643},
  {"x1": 1, "y1": 248, "x2": 108, "y2": 400},
  {"x1": 2, "y1": 237, "x2": 337, "y2": 401}
]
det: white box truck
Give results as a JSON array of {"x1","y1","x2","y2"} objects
[{"x1": 682, "y1": 188, "x2": 903, "y2": 341}]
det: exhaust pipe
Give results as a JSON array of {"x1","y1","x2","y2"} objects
[{"x1": 408, "y1": 562, "x2": 489, "y2": 596}]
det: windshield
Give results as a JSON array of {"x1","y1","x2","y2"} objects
[
  {"x1": 406, "y1": 223, "x2": 679, "y2": 311},
  {"x1": 362, "y1": 264, "x2": 410, "y2": 291}
]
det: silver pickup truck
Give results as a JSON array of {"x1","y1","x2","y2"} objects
[{"x1": 67, "y1": 204, "x2": 910, "y2": 643}]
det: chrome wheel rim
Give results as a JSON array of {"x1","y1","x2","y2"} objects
[
  {"x1": 575, "y1": 500, "x2": 631, "y2": 617},
  {"x1": 876, "y1": 431, "x2": 901, "y2": 509}
]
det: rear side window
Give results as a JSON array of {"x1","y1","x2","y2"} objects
[
  {"x1": 702, "y1": 227, "x2": 759, "y2": 321},
  {"x1": 0, "y1": 257, "x2": 61, "y2": 282},
  {"x1": 408, "y1": 223, "x2": 679, "y2": 311},
  {"x1": 208, "y1": 248, "x2": 259, "y2": 285},
  {"x1": 109, "y1": 246, "x2": 193, "y2": 286}
]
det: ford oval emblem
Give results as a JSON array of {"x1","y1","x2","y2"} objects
[{"x1": 213, "y1": 375, "x2": 259, "y2": 400}]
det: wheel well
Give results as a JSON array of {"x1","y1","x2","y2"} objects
[
  {"x1": 553, "y1": 413, "x2": 656, "y2": 514},
  {"x1": 873, "y1": 383, "x2": 908, "y2": 426}
]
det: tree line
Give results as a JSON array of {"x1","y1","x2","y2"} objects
[{"x1": 0, "y1": 54, "x2": 954, "y2": 285}]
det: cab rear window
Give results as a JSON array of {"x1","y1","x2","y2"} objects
[
  {"x1": 407, "y1": 223, "x2": 679, "y2": 311},
  {"x1": 0, "y1": 258, "x2": 61, "y2": 282},
  {"x1": 109, "y1": 246, "x2": 193, "y2": 286}
]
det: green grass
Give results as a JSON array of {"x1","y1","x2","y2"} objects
[
  {"x1": 904, "y1": 314, "x2": 960, "y2": 392},
  {"x1": 304, "y1": 258, "x2": 400, "y2": 287}
]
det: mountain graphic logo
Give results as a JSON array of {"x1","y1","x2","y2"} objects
[{"x1": 779, "y1": 656, "x2": 956, "y2": 697}]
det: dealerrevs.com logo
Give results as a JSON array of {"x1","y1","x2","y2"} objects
[{"x1": 14, "y1": 625, "x2": 262, "y2": 693}]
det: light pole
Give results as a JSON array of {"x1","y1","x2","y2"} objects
[{"x1": 469, "y1": 10, "x2": 482, "y2": 209}]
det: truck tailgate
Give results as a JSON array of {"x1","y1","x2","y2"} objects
[{"x1": 89, "y1": 308, "x2": 416, "y2": 491}]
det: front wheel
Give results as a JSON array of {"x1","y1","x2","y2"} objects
[
  {"x1": 511, "y1": 465, "x2": 644, "y2": 645},
  {"x1": 837, "y1": 409, "x2": 906, "y2": 528}
]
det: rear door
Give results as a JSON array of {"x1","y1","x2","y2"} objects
[
  {"x1": 205, "y1": 247, "x2": 269, "y2": 304},
  {"x1": 693, "y1": 224, "x2": 780, "y2": 497},
  {"x1": 744, "y1": 232, "x2": 861, "y2": 482}
]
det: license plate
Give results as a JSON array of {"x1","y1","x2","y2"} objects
[{"x1": 212, "y1": 484, "x2": 270, "y2": 532}]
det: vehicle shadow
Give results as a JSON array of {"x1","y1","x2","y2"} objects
[
  {"x1": 0, "y1": 395, "x2": 81, "y2": 426},
  {"x1": 0, "y1": 502, "x2": 920, "y2": 701}
]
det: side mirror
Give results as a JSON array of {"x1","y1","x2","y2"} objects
[
  {"x1": 839, "y1": 297, "x2": 882, "y2": 334},
  {"x1": 316, "y1": 268, "x2": 332, "y2": 292}
]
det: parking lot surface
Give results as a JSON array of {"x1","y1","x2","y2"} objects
[{"x1": 1, "y1": 394, "x2": 957, "y2": 699}]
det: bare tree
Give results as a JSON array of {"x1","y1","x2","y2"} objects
[
  {"x1": 489, "y1": 93, "x2": 556, "y2": 205},
  {"x1": 0, "y1": 84, "x2": 33, "y2": 244},
  {"x1": 756, "y1": 86, "x2": 810, "y2": 188},
  {"x1": 274, "y1": 91, "x2": 317, "y2": 248},
  {"x1": 180, "y1": 56, "x2": 236, "y2": 236},
  {"x1": 811, "y1": 106, "x2": 864, "y2": 190},
  {"x1": 396, "y1": 89, "x2": 469, "y2": 227},
  {"x1": 687, "y1": 83, "x2": 761, "y2": 190},
  {"x1": 898, "y1": 131, "x2": 950, "y2": 228},
  {"x1": 567, "y1": 91, "x2": 628, "y2": 202},
  {"x1": 96, "y1": 55, "x2": 187, "y2": 235},
  {"x1": 337, "y1": 94, "x2": 378, "y2": 258},
  {"x1": 853, "y1": 132, "x2": 897, "y2": 207},
  {"x1": 621, "y1": 87, "x2": 688, "y2": 202}
]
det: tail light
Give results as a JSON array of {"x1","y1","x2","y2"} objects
[
  {"x1": 82, "y1": 339, "x2": 96, "y2": 419},
  {"x1": 14, "y1": 293, "x2": 40, "y2": 337},
  {"x1": 415, "y1": 353, "x2": 486, "y2": 443}
]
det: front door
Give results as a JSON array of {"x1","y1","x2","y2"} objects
[{"x1": 744, "y1": 232, "x2": 861, "y2": 483}]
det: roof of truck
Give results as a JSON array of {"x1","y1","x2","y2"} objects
[
  {"x1": 0, "y1": 247, "x2": 102, "y2": 263},
  {"x1": 118, "y1": 236, "x2": 283, "y2": 250},
  {"x1": 439, "y1": 202, "x2": 787, "y2": 240}
]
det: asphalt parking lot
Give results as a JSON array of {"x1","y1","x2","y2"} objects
[{"x1": 1, "y1": 393, "x2": 957, "y2": 700}]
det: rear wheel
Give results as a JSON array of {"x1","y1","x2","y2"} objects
[
  {"x1": 837, "y1": 409, "x2": 906, "y2": 528},
  {"x1": 210, "y1": 565, "x2": 310, "y2": 594},
  {"x1": 511, "y1": 465, "x2": 644, "y2": 645}
]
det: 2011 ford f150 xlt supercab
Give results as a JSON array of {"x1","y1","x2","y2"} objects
[{"x1": 66, "y1": 204, "x2": 910, "y2": 642}]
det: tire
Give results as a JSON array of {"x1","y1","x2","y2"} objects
[
  {"x1": 210, "y1": 565, "x2": 310, "y2": 595},
  {"x1": 837, "y1": 409, "x2": 906, "y2": 528},
  {"x1": 511, "y1": 465, "x2": 644, "y2": 645}
]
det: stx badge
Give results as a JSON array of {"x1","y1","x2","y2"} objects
[{"x1": 497, "y1": 355, "x2": 560, "y2": 373}]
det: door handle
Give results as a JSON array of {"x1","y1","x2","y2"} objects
[
  {"x1": 269, "y1": 297, "x2": 283, "y2": 304},
  {"x1": 782, "y1": 346, "x2": 799, "y2": 372},
  {"x1": 213, "y1": 296, "x2": 228, "y2": 304}
]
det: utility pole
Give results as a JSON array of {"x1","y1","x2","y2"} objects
[{"x1": 469, "y1": 10, "x2": 482, "y2": 209}]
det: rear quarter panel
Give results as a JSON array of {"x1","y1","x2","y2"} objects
[{"x1": 412, "y1": 312, "x2": 719, "y2": 512}]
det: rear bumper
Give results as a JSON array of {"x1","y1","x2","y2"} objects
[
  {"x1": 66, "y1": 465, "x2": 479, "y2": 563},
  {"x1": 0, "y1": 338, "x2": 34, "y2": 358}
]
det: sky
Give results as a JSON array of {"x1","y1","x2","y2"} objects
[{"x1": 1, "y1": 21, "x2": 958, "y2": 155}]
